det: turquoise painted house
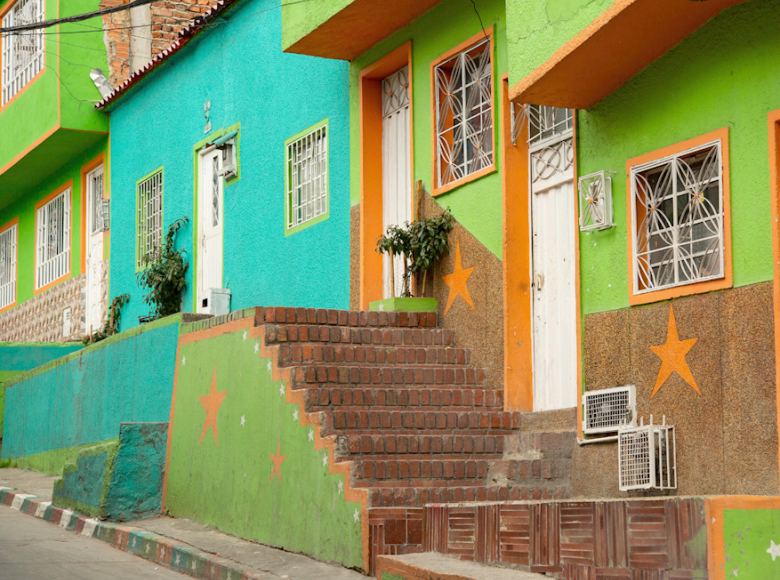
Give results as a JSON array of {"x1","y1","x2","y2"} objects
[{"x1": 102, "y1": 0, "x2": 350, "y2": 328}]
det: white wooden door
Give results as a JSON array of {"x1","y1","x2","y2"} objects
[
  {"x1": 197, "y1": 147, "x2": 224, "y2": 314},
  {"x1": 530, "y1": 129, "x2": 577, "y2": 411},
  {"x1": 85, "y1": 165, "x2": 105, "y2": 333},
  {"x1": 381, "y1": 67, "x2": 411, "y2": 298}
]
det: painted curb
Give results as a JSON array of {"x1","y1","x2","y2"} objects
[{"x1": 0, "y1": 487, "x2": 267, "y2": 580}]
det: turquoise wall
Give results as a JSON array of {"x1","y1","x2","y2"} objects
[
  {"x1": 577, "y1": 0, "x2": 780, "y2": 315},
  {"x1": 0, "y1": 343, "x2": 83, "y2": 372},
  {"x1": 108, "y1": 0, "x2": 350, "y2": 329},
  {"x1": 1, "y1": 316, "x2": 179, "y2": 462}
]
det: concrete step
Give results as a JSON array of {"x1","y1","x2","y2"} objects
[{"x1": 376, "y1": 552, "x2": 546, "y2": 580}]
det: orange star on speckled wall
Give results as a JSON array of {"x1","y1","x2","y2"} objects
[
  {"x1": 442, "y1": 241, "x2": 475, "y2": 316},
  {"x1": 650, "y1": 306, "x2": 700, "y2": 398},
  {"x1": 198, "y1": 367, "x2": 227, "y2": 445}
]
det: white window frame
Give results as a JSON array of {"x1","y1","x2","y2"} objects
[
  {"x1": 630, "y1": 140, "x2": 725, "y2": 295},
  {"x1": 136, "y1": 168, "x2": 164, "y2": 269},
  {"x1": 0, "y1": 222, "x2": 17, "y2": 309},
  {"x1": 433, "y1": 36, "x2": 494, "y2": 190},
  {"x1": 36, "y1": 189, "x2": 71, "y2": 290},
  {"x1": 1, "y1": 0, "x2": 45, "y2": 106},
  {"x1": 285, "y1": 121, "x2": 329, "y2": 233}
]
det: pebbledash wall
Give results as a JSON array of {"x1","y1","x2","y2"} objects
[
  {"x1": 571, "y1": 0, "x2": 780, "y2": 500},
  {"x1": 1, "y1": 315, "x2": 180, "y2": 474},
  {"x1": 163, "y1": 312, "x2": 363, "y2": 570},
  {"x1": 343, "y1": 0, "x2": 508, "y2": 389},
  {"x1": 108, "y1": 0, "x2": 350, "y2": 331}
]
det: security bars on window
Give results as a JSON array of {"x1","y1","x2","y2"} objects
[
  {"x1": 1, "y1": 0, "x2": 44, "y2": 106},
  {"x1": 583, "y1": 385, "x2": 636, "y2": 435},
  {"x1": 434, "y1": 38, "x2": 493, "y2": 188},
  {"x1": 89, "y1": 168, "x2": 105, "y2": 234},
  {"x1": 618, "y1": 419, "x2": 677, "y2": 492},
  {"x1": 36, "y1": 190, "x2": 70, "y2": 289},
  {"x1": 0, "y1": 224, "x2": 17, "y2": 309},
  {"x1": 631, "y1": 142, "x2": 724, "y2": 294},
  {"x1": 286, "y1": 125, "x2": 328, "y2": 231},
  {"x1": 136, "y1": 171, "x2": 163, "y2": 268}
]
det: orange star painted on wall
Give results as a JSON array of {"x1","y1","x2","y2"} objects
[
  {"x1": 442, "y1": 241, "x2": 475, "y2": 316},
  {"x1": 198, "y1": 367, "x2": 227, "y2": 445},
  {"x1": 269, "y1": 439, "x2": 287, "y2": 484},
  {"x1": 650, "y1": 306, "x2": 700, "y2": 398}
]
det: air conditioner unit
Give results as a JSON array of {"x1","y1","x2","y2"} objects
[
  {"x1": 618, "y1": 417, "x2": 677, "y2": 492},
  {"x1": 583, "y1": 385, "x2": 636, "y2": 435}
]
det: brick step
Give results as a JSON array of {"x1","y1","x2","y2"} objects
[
  {"x1": 366, "y1": 484, "x2": 570, "y2": 507},
  {"x1": 487, "y1": 458, "x2": 573, "y2": 484},
  {"x1": 321, "y1": 410, "x2": 521, "y2": 433},
  {"x1": 336, "y1": 434, "x2": 506, "y2": 457},
  {"x1": 306, "y1": 388, "x2": 503, "y2": 413},
  {"x1": 354, "y1": 458, "x2": 494, "y2": 482},
  {"x1": 264, "y1": 325, "x2": 456, "y2": 347},
  {"x1": 277, "y1": 344, "x2": 471, "y2": 367},
  {"x1": 258, "y1": 306, "x2": 437, "y2": 328},
  {"x1": 291, "y1": 365, "x2": 485, "y2": 387}
]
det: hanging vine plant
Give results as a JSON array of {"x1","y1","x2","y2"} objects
[
  {"x1": 82, "y1": 293, "x2": 130, "y2": 345},
  {"x1": 137, "y1": 217, "x2": 189, "y2": 320}
]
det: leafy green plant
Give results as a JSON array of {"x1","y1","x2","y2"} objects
[
  {"x1": 376, "y1": 210, "x2": 454, "y2": 297},
  {"x1": 82, "y1": 293, "x2": 130, "y2": 345},
  {"x1": 137, "y1": 217, "x2": 189, "y2": 320}
]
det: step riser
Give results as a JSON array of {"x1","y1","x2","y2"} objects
[
  {"x1": 292, "y1": 366, "x2": 485, "y2": 387},
  {"x1": 265, "y1": 325, "x2": 456, "y2": 347},
  {"x1": 277, "y1": 345, "x2": 470, "y2": 367},
  {"x1": 258, "y1": 307, "x2": 438, "y2": 328},
  {"x1": 358, "y1": 460, "x2": 492, "y2": 481},
  {"x1": 338, "y1": 435, "x2": 505, "y2": 458},
  {"x1": 305, "y1": 388, "x2": 503, "y2": 412},
  {"x1": 322, "y1": 411, "x2": 520, "y2": 434}
]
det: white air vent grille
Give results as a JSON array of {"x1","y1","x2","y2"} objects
[
  {"x1": 618, "y1": 419, "x2": 676, "y2": 492},
  {"x1": 583, "y1": 385, "x2": 636, "y2": 435}
]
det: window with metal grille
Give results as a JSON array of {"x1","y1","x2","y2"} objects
[
  {"x1": 434, "y1": 37, "x2": 493, "y2": 189},
  {"x1": 286, "y1": 122, "x2": 328, "y2": 232},
  {"x1": 136, "y1": 169, "x2": 163, "y2": 268},
  {"x1": 631, "y1": 141, "x2": 724, "y2": 294},
  {"x1": 89, "y1": 167, "x2": 105, "y2": 234},
  {"x1": 1, "y1": 0, "x2": 44, "y2": 106},
  {"x1": 528, "y1": 105, "x2": 572, "y2": 145},
  {"x1": 0, "y1": 223, "x2": 17, "y2": 309},
  {"x1": 36, "y1": 189, "x2": 71, "y2": 290}
]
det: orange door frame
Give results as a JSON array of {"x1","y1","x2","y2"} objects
[
  {"x1": 358, "y1": 42, "x2": 413, "y2": 310},
  {"x1": 769, "y1": 108, "x2": 780, "y2": 487}
]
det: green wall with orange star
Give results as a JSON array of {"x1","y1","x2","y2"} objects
[{"x1": 163, "y1": 316, "x2": 364, "y2": 571}]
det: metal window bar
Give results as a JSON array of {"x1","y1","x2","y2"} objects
[
  {"x1": 434, "y1": 38, "x2": 493, "y2": 188},
  {"x1": 0, "y1": 224, "x2": 17, "y2": 309},
  {"x1": 136, "y1": 171, "x2": 163, "y2": 268},
  {"x1": 1, "y1": 0, "x2": 44, "y2": 106},
  {"x1": 631, "y1": 142, "x2": 724, "y2": 294},
  {"x1": 35, "y1": 190, "x2": 70, "y2": 290},
  {"x1": 286, "y1": 125, "x2": 328, "y2": 230},
  {"x1": 528, "y1": 105, "x2": 573, "y2": 146},
  {"x1": 89, "y1": 169, "x2": 104, "y2": 234}
]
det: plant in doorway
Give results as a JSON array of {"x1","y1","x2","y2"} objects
[
  {"x1": 137, "y1": 217, "x2": 190, "y2": 321},
  {"x1": 375, "y1": 210, "x2": 454, "y2": 309}
]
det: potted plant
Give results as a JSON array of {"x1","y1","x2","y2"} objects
[{"x1": 373, "y1": 210, "x2": 454, "y2": 312}]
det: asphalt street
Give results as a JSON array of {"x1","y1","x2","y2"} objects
[{"x1": 0, "y1": 507, "x2": 188, "y2": 580}]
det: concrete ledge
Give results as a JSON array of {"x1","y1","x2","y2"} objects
[{"x1": 376, "y1": 553, "x2": 545, "y2": 580}]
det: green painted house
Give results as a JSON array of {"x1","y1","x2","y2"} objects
[{"x1": 0, "y1": 0, "x2": 110, "y2": 342}]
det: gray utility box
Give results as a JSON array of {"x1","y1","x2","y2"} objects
[{"x1": 209, "y1": 288, "x2": 231, "y2": 316}]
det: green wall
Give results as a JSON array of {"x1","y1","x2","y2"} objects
[
  {"x1": 165, "y1": 322, "x2": 363, "y2": 569},
  {"x1": 280, "y1": 0, "x2": 351, "y2": 51},
  {"x1": 349, "y1": 0, "x2": 508, "y2": 257},
  {"x1": 723, "y1": 508, "x2": 780, "y2": 579},
  {"x1": 576, "y1": 0, "x2": 779, "y2": 315},
  {"x1": 505, "y1": 0, "x2": 613, "y2": 85},
  {"x1": 0, "y1": 138, "x2": 107, "y2": 306}
]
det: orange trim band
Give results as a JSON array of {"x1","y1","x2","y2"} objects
[
  {"x1": 429, "y1": 28, "x2": 496, "y2": 197},
  {"x1": 768, "y1": 108, "x2": 780, "y2": 493},
  {"x1": 358, "y1": 42, "x2": 413, "y2": 310},
  {"x1": 625, "y1": 127, "x2": 733, "y2": 306}
]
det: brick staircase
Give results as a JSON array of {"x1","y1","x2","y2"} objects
[{"x1": 254, "y1": 306, "x2": 574, "y2": 572}]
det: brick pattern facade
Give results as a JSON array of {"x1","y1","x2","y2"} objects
[
  {"x1": 0, "y1": 275, "x2": 86, "y2": 342},
  {"x1": 424, "y1": 498, "x2": 708, "y2": 578},
  {"x1": 100, "y1": 0, "x2": 217, "y2": 87}
]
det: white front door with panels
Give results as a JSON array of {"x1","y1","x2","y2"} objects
[
  {"x1": 381, "y1": 67, "x2": 411, "y2": 298},
  {"x1": 197, "y1": 147, "x2": 224, "y2": 314},
  {"x1": 85, "y1": 165, "x2": 106, "y2": 333},
  {"x1": 529, "y1": 107, "x2": 577, "y2": 411}
]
